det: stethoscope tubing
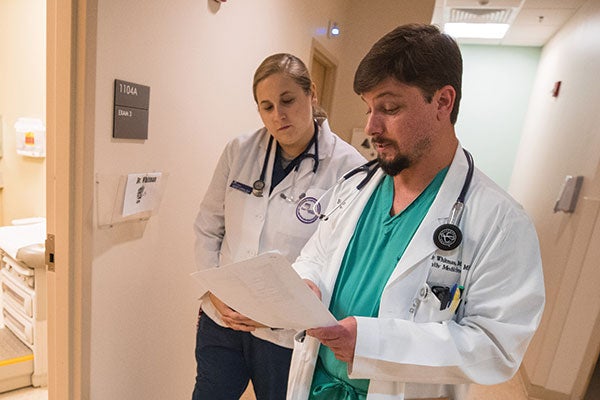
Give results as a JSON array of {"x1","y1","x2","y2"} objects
[
  {"x1": 315, "y1": 149, "x2": 475, "y2": 251},
  {"x1": 252, "y1": 123, "x2": 320, "y2": 198},
  {"x1": 457, "y1": 149, "x2": 474, "y2": 204},
  {"x1": 253, "y1": 135, "x2": 275, "y2": 196},
  {"x1": 313, "y1": 160, "x2": 380, "y2": 221}
]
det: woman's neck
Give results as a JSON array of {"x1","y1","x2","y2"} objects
[{"x1": 279, "y1": 124, "x2": 316, "y2": 159}]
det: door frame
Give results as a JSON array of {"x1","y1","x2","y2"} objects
[
  {"x1": 46, "y1": 0, "x2": 95, "y2": 398},
  {"x1": 310, "y1": 39, "x2": 338, "y2": 118}
]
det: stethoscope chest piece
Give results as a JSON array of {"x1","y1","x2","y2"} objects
[
  {"x1": 432, "y1": 149, "x2": 474, "y2": 251},
  {"x1": 252, "y1": 179, "x2": 265, "y2": 197},
  {"x1": 433, "y1": 223, "x2": 463, "y2": 251}
]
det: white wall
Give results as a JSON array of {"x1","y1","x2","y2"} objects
[
  {"x1": 457, "y1": 45, "x2": 541, "y2": 190},
  {"x1": 0, "y1": 0, "x2": 46, "y2": 225},
  {"x1": 509, "y1": 0, "x2": 600, "y2": 397}
]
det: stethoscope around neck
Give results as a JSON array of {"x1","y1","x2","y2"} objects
[
  {"x1": 252, "y1": 128, "x2": 319, "y2": 201},
  {"x1": 313, "y1": 149, "x2": 474, "y2": 252},
  {"x1": 432, "y1": 149, "x2": 474, "y2": 251}
]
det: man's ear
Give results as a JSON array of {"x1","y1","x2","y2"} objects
[{"x1": 435, "y1": 85, "x2": 456, "y2": 121}]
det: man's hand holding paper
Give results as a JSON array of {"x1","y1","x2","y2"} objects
[{"x1": 192, "y1": 252, "x2": 337, "y2": 332}]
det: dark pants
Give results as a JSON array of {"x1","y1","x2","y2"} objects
[{"x1": 192, "y1": 312, "x2": 293, "y2": 400}]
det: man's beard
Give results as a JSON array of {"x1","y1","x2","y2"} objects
[
  {"x1": 378, "y1": 154, "x2": 410, "y2": 176},
  {"x1": 373, "y1": 136, "x2": 431, "y2": 176}
]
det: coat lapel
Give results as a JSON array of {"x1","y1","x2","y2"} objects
[
  {"x1": 269, "y1": 121, "x2": 333, "y2": 199},
  {"x1": 385, "y1": 146, "x2": 470, "y2": 287}
]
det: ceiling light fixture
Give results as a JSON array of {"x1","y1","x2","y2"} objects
[{"x1": 444, "y1": 22, "x2": 509, "y2": 39}]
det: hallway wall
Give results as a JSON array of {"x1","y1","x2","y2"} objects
[
  {"x1": 509, "y1": 0, "x2": 600, "y2": 397},
  {"x1": 328, "y1": 0, "x2": 435, "y2": 143},
  {"x1": 457, "y1": 44, "x2": 541, "y2": 190},
  {"x1": 85, "y1": 0, "x2": 586, "y2": 397},
  {"x1": 88, "y1": 1, "x2": 433, "y2": 398}
]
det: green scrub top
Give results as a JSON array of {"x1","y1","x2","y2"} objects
[{"x1": 309, "y1": 168, "x2": 448, "y2": 400}]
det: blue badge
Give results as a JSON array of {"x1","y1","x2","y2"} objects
[
  {"x1": 296, "y1": 197, "x2": 321, "y2": 224},
  {"x1": 230, "y1": 180, "x2": 252, "y2": 195}
]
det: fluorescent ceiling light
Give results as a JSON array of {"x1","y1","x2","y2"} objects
[{"x1": 444, "y1": 22, "x2": 509, "y2": 39}]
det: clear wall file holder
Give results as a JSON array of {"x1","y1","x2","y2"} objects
[{"x1": 95, "y1": 172, "x2": 169, "y2": 228}]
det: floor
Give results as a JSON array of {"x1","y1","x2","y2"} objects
[
  {"x1": 466, "y1": 373, "x2": 540, "y2": 400},
  {"x1": 239, "y1": 371, "x2": 539, "y2": 400},
  {"x1": 0, "y1": 378, "x2": 535, "y2": 400},
  {"x1": 0, "y1": 387, "x2": 46, "y2": 400},
  {"x1": 9, "y1": 368, "x2": 600, "y2": 399},
  {"x1": 0, "y1": 330, "x2": 32, "y2": 363},
  {"x1": 584, "y1": 357, "x2": 600, "y2": 400},
  {"x1": 0, "y1": 375, "x2": 552, "y2": 400}
]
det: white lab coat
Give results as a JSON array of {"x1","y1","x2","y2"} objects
[
  {"x1": 288, "y1": 145, "x2": 545, "y2": 400},
  {"x1": 194, "y1": 120, "x2": 365, "y2": 348}
]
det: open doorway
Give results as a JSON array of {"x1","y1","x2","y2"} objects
[
  {"x1": 310, "y1": 40, "x2": 337, "y2": 118},
  {"x1": 0, "y1": 0, "x2": 49, "y2": 398}
]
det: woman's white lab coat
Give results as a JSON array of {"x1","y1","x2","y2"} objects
[
  {"x1": 288, "y1": 145, "x2": 545, "y2": 399},
  {"x1": 194, "y1": 120, "x2": 365, "y2": 348}
]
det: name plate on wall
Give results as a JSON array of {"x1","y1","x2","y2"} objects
[{"x1": 113, "y1": 79, "x2": 150, "y2": 139}]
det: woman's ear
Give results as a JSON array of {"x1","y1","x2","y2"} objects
[{"x1": 310, "y1": 82, "x2": 318, "y2": 105}]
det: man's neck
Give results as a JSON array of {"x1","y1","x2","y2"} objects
[{"x1": 389, "y1": 136, "x2": 458, "y2": 216}]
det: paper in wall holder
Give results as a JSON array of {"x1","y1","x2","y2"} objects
[
  {"x1": 553, "y1": 175, "x2": 583, "y2": 213},
  {"x1": 95, "y1": 172, "x2": 169, "y2": 228}
]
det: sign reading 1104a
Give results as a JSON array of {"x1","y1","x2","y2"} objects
[{"x1": 113, "y1": 79, "x2": 150, "y2": 140}]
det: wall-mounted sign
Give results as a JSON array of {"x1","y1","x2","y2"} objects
[{"x1": 113, "y1": 79, "x2": 150, "y2": 139}]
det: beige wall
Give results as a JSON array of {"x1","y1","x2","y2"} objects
[
  {"x1": 510, "y1": 0, "x2": 600, "y2": 398},
  {"x1": 19, "y1": 0, "x2": 596, "y2": 396},
  {"x1": 0, "y1": 0, "x2": 46, "y2": 225},
  {"x1": 88, "y1": 1, "x2": 435, "y2": 398},
  {"x1": 328, "y1": 0, "x2": 435, "y2": 143}
]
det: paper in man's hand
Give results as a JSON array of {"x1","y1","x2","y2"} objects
[{"x1": 192, "y1": 252, "x2": 337, "y2": 331}]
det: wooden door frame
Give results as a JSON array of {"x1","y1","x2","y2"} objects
[
  {"x1": 310, "y1": 39, "x2": 338, "y2": 118},
  {"x1": 46, "y1": 0, "x2": 95, "y2": 398}
]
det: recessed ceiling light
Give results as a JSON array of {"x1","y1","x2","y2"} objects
[{"x1": 444, "y1": 22, "x2": 509, "y2": 39}]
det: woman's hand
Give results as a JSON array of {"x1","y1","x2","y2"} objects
[
  {"x1": 304, "y1": 279, "x2": 322, "y2": 300},
  {"x1": 208, "y1": 292, "x2": 266, "y2": 332}
]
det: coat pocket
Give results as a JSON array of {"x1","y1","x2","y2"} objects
[{"x1": 413, "y1": 284, "x2": 456, "y2": 323}]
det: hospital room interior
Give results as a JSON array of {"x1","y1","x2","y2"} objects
[{"x1": 1, "y1": 0, "x2": 600, "y2": 399}]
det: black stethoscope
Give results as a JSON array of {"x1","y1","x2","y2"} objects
[
  {"x1": 314, "y1": 149, "x2": 474, "y2": 251},
  {"x1": 252, "y1": 128, "x2": 319, "y2": 201}
]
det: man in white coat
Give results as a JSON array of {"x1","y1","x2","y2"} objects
[{"x1": 287, "y1": 24, "x2": 545, "y2": 400}]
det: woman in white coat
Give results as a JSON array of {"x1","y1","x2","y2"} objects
[
  {"x1": 287, "y1": 24, "x2": 545, "y2": 400},
  {"x1": 192, "y1": 53, "x2": 365, "y2": 400}
]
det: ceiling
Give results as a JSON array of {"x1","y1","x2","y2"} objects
[{"x1": 431, "y1": 0, "x2": 587, "y2": 46}]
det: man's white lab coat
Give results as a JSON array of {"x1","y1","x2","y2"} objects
[{"x1": 288, "y1": 145, "x2": 545, "y2": 399}]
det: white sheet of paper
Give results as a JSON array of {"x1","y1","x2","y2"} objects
[
  {"x1": 122, "y1": 172, "x2": 162, "y2": 216},
  {"x1": 192, "y1": 252, "x2": 338, "y2": 331}
]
